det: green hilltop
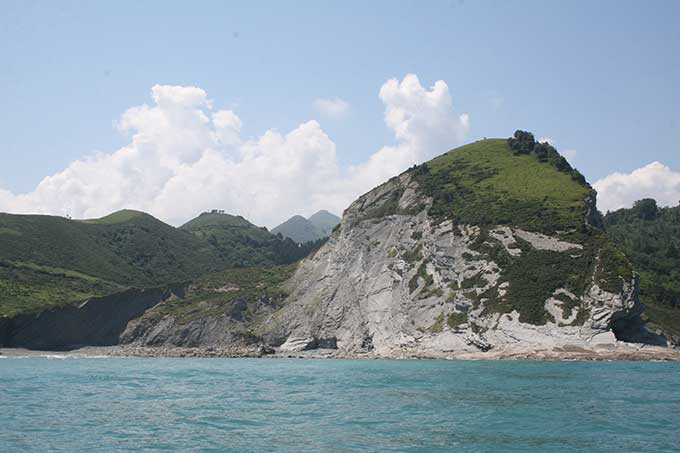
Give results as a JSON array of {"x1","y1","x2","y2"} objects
[{"x1": 411, "y1": 134, "x2": 592, "y2": 234}]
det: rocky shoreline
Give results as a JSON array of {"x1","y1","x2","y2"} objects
[{"x1": 2, "y1": 343, "x2": 679, "y2": 361}]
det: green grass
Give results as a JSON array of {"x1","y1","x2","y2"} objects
[
  {"x1": 0, "y1": 227, "x2": 21, "y2": 237},
  {"x1": 386, "y1": 136, "x2": 635, "y2": 325},
  {"x1": 447, "y1": 311, "x2": 468, "y2": 328},
  {"x1": 593, "y1": 240, "x2": 634, "y2": 293},
  {"x1": 430, "y1": 313, "x2": 445, "y2": 333},
  {"x1": 6, "y1": 261, "x2": 108, "y2": 283},
  {"x1": 402, "y1": 244, "x2": 423, "y2": 264},
  {"x1": 154, "y1": 264, "x2": 297, "y2": 323},
  {"x1": 410, "y1": 139, "x2": 592, "y2": 234},
  {"x1": 0, "y1": 261, "x2": 123, "y2": 317}
]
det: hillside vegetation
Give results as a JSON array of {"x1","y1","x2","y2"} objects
[
  {"x1": 0, "y1": 210, "x2": 319, "y2": 317},
  {"x1": 604, "y1": 200, "x2": 680, "y2": 341},
  {"x1": 152, "y1": 264, "x2": 296, "y2": 324},
  {"x1": 180, "y1": 212, "x2": 317, "y2": 267},
  {"x1": 0, "y1": 211, "x2": 215, "y2": 287}
]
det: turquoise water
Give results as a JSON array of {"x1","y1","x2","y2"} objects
[{"x1": 1, "y1": 358, "x2": 679, "y2": 452}]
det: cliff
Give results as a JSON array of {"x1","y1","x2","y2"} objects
[{"x1": 262, "y1": 136, "x2": 666, "y2": 356}]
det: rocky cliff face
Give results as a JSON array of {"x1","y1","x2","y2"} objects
[
  {"x1": 119, "y1": 293, "x2": 278, "y2": 348},
  {"x1": 263, "y1": 170, "x2": 663, "y2": 356}
]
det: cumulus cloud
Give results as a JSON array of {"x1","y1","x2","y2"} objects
[
  {"x1": 0, "y1": 75, "x2": 469, "y2": 227},
  {"x1": 594, "y1": 162, "x2": 680, "y2": 213},
  {"x1": 313, "y1": 97, "x2": 350, "y2": 118}
]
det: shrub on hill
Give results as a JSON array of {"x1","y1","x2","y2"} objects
[{"x1": 507, "y1": 130, "x2": 586, "y2": 185}]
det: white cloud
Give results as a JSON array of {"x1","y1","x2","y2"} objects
[
  {"x1": 594, "y1": 162, "x2": 680, "y2": 213},
  {"x1": 0, "y1": 74, "x2": 469, "y2": 227},
  {"x1": 344, "y1": 74, "x2": 469, "y2": 192},
  {"x1": 313, "y1": 97, "x2": 350, "y2": 118},
  {"x1": 538, "y1": 136, "x2": 554, "y2": 145}
]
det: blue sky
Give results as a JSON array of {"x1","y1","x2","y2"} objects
[{"x1": 1, "y1": 0, "x2": 679, "y2": 226}]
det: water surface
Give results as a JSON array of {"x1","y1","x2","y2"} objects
[{"x1": 1, "y1": 357, "x2": 679, "y2": 452}]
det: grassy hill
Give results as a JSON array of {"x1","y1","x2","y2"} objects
[
  {"x1": 604, "y1": 200, "x2": 680, "y2": 342},
  {"x1": 0, "y1": 210, "x2": 318, "y2": 317},
  {"x1": 0, "y1": 210, "x2": 219, "y2": 287},
  {"x1": 410, "y1": 135, "x2": 592, "y2": 234},
  {"x1": 150, "y1": 263, "x2": 297, "y2": 325}
]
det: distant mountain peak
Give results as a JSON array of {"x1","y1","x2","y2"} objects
[{"x1": 272, "y1": 210, "x2": 340, "y2": 244}]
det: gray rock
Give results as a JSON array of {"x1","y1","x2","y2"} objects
[{"x1": 264, "y1": 172, "x2": 661, "y2": 357}]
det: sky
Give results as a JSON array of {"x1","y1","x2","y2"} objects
[{"x1": 1, "y1": 0, "x2": 679, "y2": 227}]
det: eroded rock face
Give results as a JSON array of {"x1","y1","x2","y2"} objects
[
  {"x1": 264, "y1": 173, "x2": 660, "y2": 356},
  {"x1": 119, "y1": 294, "x2": 279, "y2": 349}
]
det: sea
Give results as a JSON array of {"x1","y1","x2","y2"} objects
[{"x1": 1, "y1": 356, "x2": 679, "y2": 452}]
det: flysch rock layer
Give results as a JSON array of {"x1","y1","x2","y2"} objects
[{"x1": 263, "y1": 172, "x2": 659, "y2": 358}]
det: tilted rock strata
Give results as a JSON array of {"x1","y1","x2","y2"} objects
[{"x1": 265, "y1": 173, "x2": 657, "y2": 356}]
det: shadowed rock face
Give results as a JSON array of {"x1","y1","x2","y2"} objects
[
  {"x1": 3, "y1": 286, "x2": 185, "y2": 350},
  {"x1": 611, "y1": 312, "x2": 668, "y2": 346},
  {"x1": 0, "y1": 316, "x2": 11, "y2": 347}
]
